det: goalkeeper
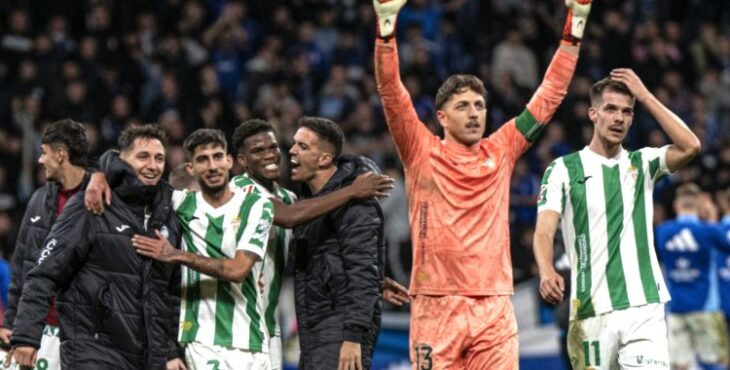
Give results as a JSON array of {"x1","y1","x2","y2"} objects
[{"x1": 373, "y1": 0, "x2": 590, "y2": 368}]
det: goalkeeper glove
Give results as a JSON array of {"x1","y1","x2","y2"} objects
[
  {"x1": 563, "y1": 0, "x2": 592, "y2": 45},
  {"x1": 373, "y1": 0, "x2": 407, "y2": 40}
]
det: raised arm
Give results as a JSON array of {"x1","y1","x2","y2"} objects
[
  {"x1": 610, "y1": 68, "x2": 701, "y2": 172},
  {"x1": 373, "y1": 0, "x2": 433, "y2": 167},
  {"x1": 489, "y1": 0, "x2": 589, "y2": 158},
  {"x1": 272, "y1": 172, "x2": 393, "y2": 228}
]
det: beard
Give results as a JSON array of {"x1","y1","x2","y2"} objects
[{"x1": 198, "y1": 176, "x2": 228, "y2": 196}]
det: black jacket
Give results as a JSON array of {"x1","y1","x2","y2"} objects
[
  {"x1": 292, "y1": 155, "x2": 385, "y2": 355},
  {"x1": 4, "y1": 173, "x2": 91, "y2": 330},
  {"x1": 11, "y1": 156, "x2": 183, "y2": 370}
]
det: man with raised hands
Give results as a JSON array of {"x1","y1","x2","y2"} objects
[{"x1": 373, "y1": 0, "x2": 591, "y2": 368}]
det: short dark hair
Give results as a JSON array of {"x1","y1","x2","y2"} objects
[
  {"x1": 435, "y1": 74, "x2": 487, "y2": 110},
  {"x1": 589, "y1": 78, "x2": 634, "y2": 106},
  {"x1": 41, "y1": 119, "x2": 89, "y2": 167},
  {"x1": 297, "y1": 116, "x2": 344, "y2": 159},
  {"x1": 233, "y1": 119, "x2": 274, "y2": 154},
  {"x1": 118, "y1": 124, "x2": 168, "y2": 152},
  {"x1": 183, "y1": 128, "x2": 227, "y2": 159}
]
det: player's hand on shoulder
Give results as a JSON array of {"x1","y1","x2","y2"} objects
[
  {"x1": 352, "y1": 172, "x2": 394, "y2": 199},
  {"x1": 85, "y1": 172, "x2": 111, "y2": 215}
]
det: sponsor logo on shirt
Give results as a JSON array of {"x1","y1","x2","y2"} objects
[{"x1": 38, "y1": 239, "x2": 58, "y2": 264}]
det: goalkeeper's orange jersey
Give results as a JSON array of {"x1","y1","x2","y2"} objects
[{"x1": 375, "y1": 39, "x2": 578, "y2": 295}]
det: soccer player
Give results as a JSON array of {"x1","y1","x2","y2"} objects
[
  {"x1": 0, "y1": 120, "x2": 90, "y2": 370},
  {"x1": 231, "y1": 118, "x2": 408, "y2": 369},
  {"x1": 288, "y1": 117, "x2": 384, "y2": 370},
  {"x1": 131, "y1": 129, "x2": 275, "y2": 369},
  {"x1": 230, "y1": 119, "x2": 298, "y2": 370},
  {"x1": 655, "y1": 183, "x2": 730, "y2": 370},
  {"x1": 87, "y1": 127, "x2": 394, "y2": 369},
  {"x1": 372, "y1": 0, "x2": 591, "y2": 368},
  {"x1": 533, "y1": 74, "x2": 702, "y2": 369},
  {"x1": 11, "y1": 124, "x2": 184, "y2": 370}
]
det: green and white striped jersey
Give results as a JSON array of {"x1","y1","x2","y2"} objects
[
  {"x1": 537, "y1": 146, "x2": 672, "y2": 320},
  {"x1": 231, "y1": 174, "x2": 296, "y2": 339},
  {"x1": 172, "y1": 189, "x2": 274, "y2": 352}
]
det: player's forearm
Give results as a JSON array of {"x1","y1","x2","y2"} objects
[
  {"x1": 175, "y1": 252, "x2": 251, "y2": 284},
  {"x1": 533, "y1": 233, "x2": 557, "y2": 276},
  {"x1": 525, "y1": 48, "x2": 579, "y2": 124},
  {"x1": 273, "y1": 189, "x2": 354, "y2": 228}
]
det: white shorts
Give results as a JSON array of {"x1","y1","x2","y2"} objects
[
  {"x1": 668, "y1": 311, "x2": 729, "y2": 366},
  {"x1": 269, "y1": 336, "x2": 282, "y2": 370},
  {"x1": 0, "y1": 325, "x2": 61, "y2": 370},
  {"x1": 185, "y1": 341, "x2": 270, "y2": 370},
  {"x1": 567, "y1": 303, "x2": 670, "y2": 369}
]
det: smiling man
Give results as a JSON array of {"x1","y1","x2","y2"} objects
[
  {"x1": 533, "y1": 73, "x2": 702, "y2": 369},
  {"x1": 372, "y1": 0, "x2": 590, "y2": 368},
  {"x1": 231, "y1": 118, "x2": 403, "y2": 370},
  {"x1": 10, "y1": 124, "x2": 184, "y2": 370},
  {"x1": 131, "y1": 128, "x2": 276, "y2": 370}
]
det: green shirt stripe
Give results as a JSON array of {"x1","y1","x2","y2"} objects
[
  {"x1": 235, "y1": 194, "x2": 262, "y2": 243},
  {"x1": 213, "y1": 282, "x2": 236, "y2": 347},
  {"x1": 515, "y1": 109, "x2": 546, "y2": 142},
  {"x1": 564, "y1": 153, "x2": 595, "y2": 319},
  {"x1": 203, "y1": 215, "x2": 235, "y2": 347},
  {"x1": 602, "y1": 164, "x2": 629, "y2": 308},
  {"x1": 243, "y1": 273, "x2": 263, "y2": 351},
  {"x1": 649, "y1": 157, "x2": 662, "y2": 181},
  {"x1": 630, "y1": 151, "x2": 660, "y2": 303},
  {"x1": 265, "y1": 229, "x2": 286, "y2": 336},
  {"x1": 205, "y1": 215, "x2": 225, "y2": 259}
]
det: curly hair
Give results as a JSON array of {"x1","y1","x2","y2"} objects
[
  {"x1": 232, "y1": 119, "x2": 274, "y2": 154},
  {"x1": 41, "y1": 119, "x2": 89, "y2": 167}
]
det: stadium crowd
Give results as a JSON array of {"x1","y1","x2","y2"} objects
[{"x1": 0, "y1": 0, "x2": 730, "y2": 312}]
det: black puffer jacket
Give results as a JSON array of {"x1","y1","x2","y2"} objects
[
  {"x1": 293, "y1": 155, "x2": 385, "y2": 367},
  {"x1": 4, "y1": 173, "x2": 91, "y2": 330},
  {"x1": 11, "y1": 156, "x2": 183, "y2": 370}
]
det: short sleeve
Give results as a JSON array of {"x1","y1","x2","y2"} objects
[
  {"x1": 639, "y1": 145, "x2": 673, "y2": 182},
  {"x1": 537, "y1": 159, "x2": 567, "y2": 215},
  {"x1": 235, "y1": 197, "x2": 274, "y2": 260}
]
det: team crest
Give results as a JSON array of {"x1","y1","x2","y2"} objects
[
  {"x1": 231, "y1": 216, "x2": 241, "y2": 231},
  {"x1": 628, "y1": 165, "x2": 638, "y2": 180},
  {"x1": 160, "y1": 225, "x2": 169, "y2": 239}
]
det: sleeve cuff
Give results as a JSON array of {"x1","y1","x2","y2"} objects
[
  {"x1": 10, "y1": 335, "x2": 40, "y2": 349},
  {"x1": 343, "y1": 327, "x2": 366, "y2": 343}
]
